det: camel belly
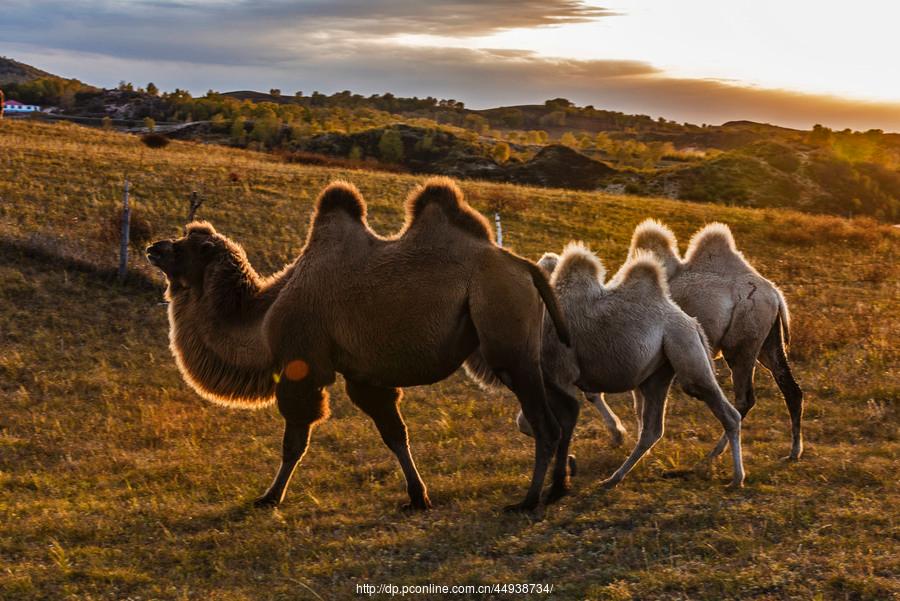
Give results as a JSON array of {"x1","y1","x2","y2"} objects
[{"x1": 332, "y1": 309, "x2": 479, "y2": 388}]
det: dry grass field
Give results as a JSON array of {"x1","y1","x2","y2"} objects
[{"x1": 1, "y1": 120, "x2": 898, "y2": 600}]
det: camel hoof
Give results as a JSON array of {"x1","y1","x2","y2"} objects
[
  {"x1": 543, "y1": 483, "x2": 571, "y2": 505},
  {"x1": 253, "y1": 493, "x2": 281, "y2": 508},
  {"x1": 567, "y1": 454, "x2": 578, "y2": 478},
  {"x1": 400, "y1": 497, "x2": 432, "y2": 512},
  {"x1": 782, "y1": 453, "x2": 802, "y2": 462},
  {"x1": 661, "y1": 469, "x2": 693, "y2": 479},
  {"x1": 693, "y1": 459, "x2": 714, "y2": 476},
  {"x1": 503, "y1": 500, "x2": 539, "y2": 513},
  {"x1": 598, "y1": 478, "x2": 619, "y2": 490},
  {"x1": 726, "y1": 480, "x2": 745, "y2": 490}
]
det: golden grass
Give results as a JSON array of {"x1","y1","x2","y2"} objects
[{"x1": 1, "y1": 120, "x2": 898, "y2": 600}]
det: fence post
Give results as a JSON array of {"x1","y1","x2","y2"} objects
[
  {"x1": 495, "y1": 212, "x2": 503, "y2": 247},
  {"x1": 118, "y1": 178, "x2": 131, "y2": 281}
]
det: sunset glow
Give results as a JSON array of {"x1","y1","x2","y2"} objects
[{"x1": 396, "y1": 0, "x2": 900, "y2": 104}]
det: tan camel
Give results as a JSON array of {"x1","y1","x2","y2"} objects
[{"x1": 146, "y1": 178, "x2": 571, "y2": 511}]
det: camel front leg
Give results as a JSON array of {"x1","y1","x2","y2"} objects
[
  {"x1": 345, "y1": 378, "x2": 431, "y2": 510},
  {"x1": 255, "y1": 377, "x2": 330, "y2": 507},
  {"x1": 600, "y1": 366, "x2": 673, "y2": 489},
  {"x1": 585, "y1": 392, "x2": 627, "y2": 447}
]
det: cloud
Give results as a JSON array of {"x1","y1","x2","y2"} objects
[
  {"x1": 3, "y1": 1, "x2": 900, "y2": 131},
  {"x1": 0, "y1": 0, "x2": 615, "y2": 65}
]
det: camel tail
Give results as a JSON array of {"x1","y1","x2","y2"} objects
[
  {"x1": 518, "y1": 256, "x2": 572, "y2": 347},
  {"x1": 775, "y1": 287, "x2": 791, "y2": 347}
]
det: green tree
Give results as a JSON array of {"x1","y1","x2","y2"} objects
[
  {"x1": 378, "y1": 129, "x2": 404, "y2": 163},
  {"x1": 269, "y1": 88, "x2": 281, "y2": 97},
  {"x1": 101, "y1": 116, "x2": 113, "y2": 130},
  {"x1": 539, "y1": 111, "x2": 566, "y2": 128},
  {"x1": 230, "y1": 116, "x2": 247, "y2": 144},
  {"x1": 544, "y1": 98, "x2": 573, "y2": 110},
  {"x1": 559, "y1": 132, "x2": 578, "y2": 147},
  {"x1": 808, "y1": 124, "x2": 833, "y2": 146},
  {"x1": 146, "y1": 82, "x2": 159, "y2": 96},
  {"x1": 250, "y1": 116, "x2": 281, "y2": 147},
  {"x1": 492, "y1": 142, "x2": 511, "y2": 164},
  {"x1": 143, "y1": 117, "x2": 156, "y2": 132},
  {"x1": 349, "y1": 145, "x2": 363, "y2": 161},
  {"x1": 463, "y1": 114, "x2": 489, "y2": 134}
]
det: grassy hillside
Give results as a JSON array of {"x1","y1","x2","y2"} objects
[
  {"x1": 0, "y1": 57, "x2": 53, "y2": 85},
  {"x1": 1, "y1": 120, "x2": 898, "y2": 600}
]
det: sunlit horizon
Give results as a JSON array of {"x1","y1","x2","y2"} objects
[
  {"x1": 3, "y1": 0, "x2": 900, "y2": 130},
  {"x1": 395, "y1": 0, "x2": 900, "y2": 105}
]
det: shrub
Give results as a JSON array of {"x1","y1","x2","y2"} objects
[
  {"x1": 97, "y1": 206, "x2": 154, "y2": 249},
  {"x1": 378, "y1": 129, "x2": 404, "y2": 163}
]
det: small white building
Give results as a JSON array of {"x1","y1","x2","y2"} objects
[{"x1": 3, "y1": 100, "x2": 42, "y2": 113}]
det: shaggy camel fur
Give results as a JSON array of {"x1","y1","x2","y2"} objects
[
  {"x1": 533, "y1": 252, "x2": 627, "y2": 448},
  {"x1": 474, "y1": 244, "x2": 745, "y2": 494},
  {"x1": 592, "y1": 220, "x2": 803, "y2": 461},
  {"x1": 146, "y1": 178, "x2": 571, "y2": 512}
]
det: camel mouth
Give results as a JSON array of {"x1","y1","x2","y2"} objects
[
  {"x1": 146, "y1": 248, "x2": 166, "y2": 267},
  {"x1": 146, "y1": 241, "x2": 173, "y2": 270}
]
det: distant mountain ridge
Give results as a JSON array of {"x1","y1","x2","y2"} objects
[
  {"x1": 3, "y1": 57, "x2": 898, "y2": 220},
  {"x1": 0, "y1": 57, "x2": 55, "y2": 85}
]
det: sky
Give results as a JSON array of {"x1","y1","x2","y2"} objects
[{"x1": 4, "y1": 0, "x2": 900, "y2": 131}]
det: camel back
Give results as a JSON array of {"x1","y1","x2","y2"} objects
[
  {"x1": 537, "y1": 252, "x2": 560, "y2": 274},
  {"x1": 312, "y1": 181, "x2": 367, "y2": 223},
  {"x1": 404, "y1": 178, "x2": 493, "y2": 242},
  {"x1": 629, "y1": 219, "x2": 680, "y2": 261},
  {"x1": 609, "y1": 250, "x2": 670, "y2": 298},
  {"x1": 684, "y1": 223, "x2": 739, "y2": 263},
  {"x1": 552, "y1": 242, "x2": 606, "y2": 289}
]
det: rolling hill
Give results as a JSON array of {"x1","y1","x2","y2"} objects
[
  {"x1": 1, "y1": 119, "x2": 897, "y2": 600},
  {"x1": 0, "y1": 56, "x2": 54, "y2": 85},
  {"x1": 4, "y1": 56, "x2": 899, "y2": 221}
]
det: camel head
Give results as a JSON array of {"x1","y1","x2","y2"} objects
[{"x1": 146, "y1": 221, "x2": 232, "y2": 291}]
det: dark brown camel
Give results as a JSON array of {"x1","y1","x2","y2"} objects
[{"x1": 146, "y1": 178, "x2": 571, "y2": 511}]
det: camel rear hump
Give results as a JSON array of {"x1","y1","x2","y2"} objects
[
  {"x1": 609, "y1": 250, "x2": 670, "y2": 300},
  {"x1": 629, "y1": 219, "x2": 680, "y2": 261},
  {"x1": 684, "y1": 222, "x2": 741, "y2": 262},
  {"x1": 551, "y1": 242, "x2": 606, "y2": 291},
  {"x1": 537, "y1": 252, "x2": 560, "y2": 275},
  {"x1": 404, "y1": 177, "x2": 493, "y2": 241}
]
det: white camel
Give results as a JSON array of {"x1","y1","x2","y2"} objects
[
  {"x1": 583, "y1": 220, "x2": 804, "y2": 461},
  {"x1": 497, "y1": 243, "x2": 745, "y2": 493},
  {"x1": 536, "y1": 252, "x2": 628, "y2": 448}
]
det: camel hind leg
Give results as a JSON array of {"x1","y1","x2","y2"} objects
[
  {"x1": 516, "y1": 391, "x2": 625, "y2": 448},
  {"x1": 585, "y1": 392, "x2": 627, "y2": 447},
  {"x1": 599, "y1": 364, "x2": 673, "y2": 489},
  {"x1": 668, "y1": 322, "x2": 745, "y2": 487},
  {"x1": 544, "y1": 381, "x2": 580, "y2": 504},
  {"x1": 758, "y1": 317, "x2": 804, "y2": 460},
  {"x1": 345, "y1": 379, "x2": 431, "y2": 510},
  {"x1": 468, "y1": 262, "x2": 560, "y2": 511},
  {"x1": 707, "y1": 347, "x2": 759, "y2": 461}
]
